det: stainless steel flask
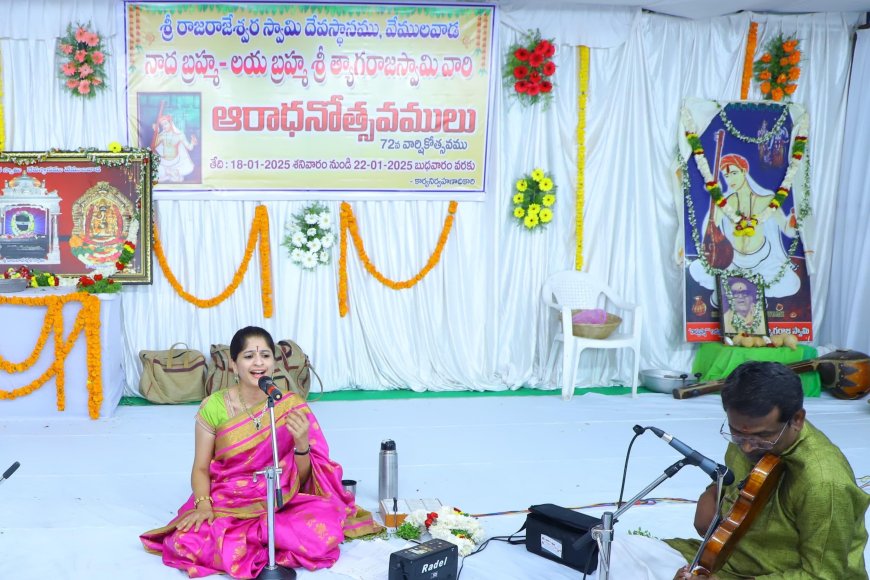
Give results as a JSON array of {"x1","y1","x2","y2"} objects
[{"x1": 378, "y1": 439, "x2": 398, "y2": 501}]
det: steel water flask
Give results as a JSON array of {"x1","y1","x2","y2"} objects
[{"x1": 378, "y1": 439, "x2": 398, "y2": 501}]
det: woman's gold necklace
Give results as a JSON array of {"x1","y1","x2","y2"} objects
[{"x1": 238, "y1": 386, "x2": 266, "y2": 430}]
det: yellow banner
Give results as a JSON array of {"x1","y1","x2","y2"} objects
[{"x1": 126, "y1": 2, "x2": 495, "y2": 198}]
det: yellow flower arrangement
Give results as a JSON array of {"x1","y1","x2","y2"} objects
[
  {"x1": 338, "y1": 201, "x2": 458, "y2": 317},
  {"x1": 511, "y1": 168, "x2": 557, "y2": 231}
]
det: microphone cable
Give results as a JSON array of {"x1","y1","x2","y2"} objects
[{"x1": 616, "y1": 425, "x2": 649, "y2": 509}]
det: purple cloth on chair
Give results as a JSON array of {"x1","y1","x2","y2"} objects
[{"x1": 572, "y1": 309, "x2": 607, "y2": 325}]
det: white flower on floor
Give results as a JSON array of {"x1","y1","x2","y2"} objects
[
  {"x1": 282, "y1": 202, "x2": 335, "y2": 271},
  {"x1": 399, "y1": 506, "x2": 484, "y2": 557}
]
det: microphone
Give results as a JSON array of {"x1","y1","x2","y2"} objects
[
  {"x1": 0, "y1": 461, "x2": 20, "y2": 485},
  {"x1": 647, "y1": 427, "x2": 734, "y2": 485},
  {"x1": 257, "y1": 376, "x2": 283, "y2": 401}
]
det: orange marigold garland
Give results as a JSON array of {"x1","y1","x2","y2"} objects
[
  {"x1": 0, "y1": 292, "x2": 103, "y2": 419},
  {"x1": 338, "y1": 201, "x2": 458, "y2": 317},
  {"x1": 152, "y1": 205, "x2": 273, "y2": 317},
  {"x1": 753, "y1": 33, "x2": 801, "y2": 102},
  {"x1": 741, "y1": 22, "x2": 759, "y2": 100}
]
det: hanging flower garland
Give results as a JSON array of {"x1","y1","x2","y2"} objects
[
  {"x1": 57, "y1": 22, "x2": 109, "y2": 98},
  {"x1": 740, "y1": 22, "x2": 760, "y2": 100},
  {"x1": 0, "y1": 292, "x2": 103, "y2": 419},
  {"x1": 575, "y1": 45, "x2": 590, "y2": 269},
  {"x1": 512, "y1": 168, "x2": 556, "y2": 231},
  {"x1": 503, "y1": 29, "x2": 557, "y2": 108},
  {"x1": 282, "y1": 202, "x2": 335, "y2": 270},
  {"x1": 152, "y1": 205, "x2": 273, "y2": 317},
  {"x1": 753, "y1": 33, "x2": 801, "y2": 102},
  {"x1": 681, "y1": 105, "x2": 807, "y2": 235},
  {"x1": 338, "y1": 201, "x2": 458, "y2": 317}
]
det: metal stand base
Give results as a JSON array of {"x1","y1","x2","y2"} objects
[{"x1": 256, "y1": 564, "x2": 296, "y2": 579}]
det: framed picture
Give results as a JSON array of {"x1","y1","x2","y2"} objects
[
  {"x1": 0, "y1": 150, "x2": 153, "y2": 283},
  {"x1": 717, "y1": 275, "x2": 768, "y2": 337}
]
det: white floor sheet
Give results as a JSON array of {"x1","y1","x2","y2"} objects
[{"x1": 1, "y1": 392, "x2": 868, "y2": 579}]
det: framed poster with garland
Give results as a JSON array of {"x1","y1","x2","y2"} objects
[
  {"x1": 679, "y1": 98, "x2": 812, "y2": 343},
  {"x1": 717, "y1": 275, "x2": 768, "y2": 338},
  {"x1": 0, "y1": 150, "x2": 153, "y2": 284}
]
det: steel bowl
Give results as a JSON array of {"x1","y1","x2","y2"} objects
[
  {"x1": 0, "y1": 278, "x2": 29, "y2": 293},
  {"x1": 640, "y1": 369, "x2": 699, "y2": 394}
]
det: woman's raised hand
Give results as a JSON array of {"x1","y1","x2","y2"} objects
[{"x1": 285, "y1": 409, "x2": 311, "y2": 451}]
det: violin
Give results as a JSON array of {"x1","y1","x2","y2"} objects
[{"x1": 690, "y1": 453, "x2": 784, "y2": 576}]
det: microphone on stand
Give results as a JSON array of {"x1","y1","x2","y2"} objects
[
  {"x1": 258, "y1": 376, "x2": 283, "y2": 401},
  {"x1": 1, "y1": 461, "x2": 20, "y2": 486},
  {"x1": 646, "y1": 427, "x2": 735, "y2": 485}
]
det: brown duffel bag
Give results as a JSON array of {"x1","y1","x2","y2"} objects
[{"x1": 138, "y1": 343, "x2": 207, "y2": 404}]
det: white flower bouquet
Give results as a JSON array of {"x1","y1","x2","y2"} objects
[
  {"x1": 396, "y1": 506, "x2": 485, "y2": 556},
  {"x1": 283, "y1": 202, "x2": 335, "y2": 270}
]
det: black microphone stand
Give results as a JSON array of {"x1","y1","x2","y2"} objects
[
  {"x1": 254, "y1": 396, "x2": 296, "y2": 580},
  {"x1": 591, "y1": 458, "x2": 690, "y2": 580}
]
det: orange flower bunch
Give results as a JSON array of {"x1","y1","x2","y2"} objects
[{"x1": 753, "y1": 33, "x2": 801, "y2": 101}]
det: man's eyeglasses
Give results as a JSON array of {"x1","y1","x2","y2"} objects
[{"x1": 720, "y1": 420, "x2": 790, "y2": 450}]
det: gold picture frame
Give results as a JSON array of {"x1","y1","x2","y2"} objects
[{"x1": 0, "y1": 149, "x2": 153, "y2": 283}]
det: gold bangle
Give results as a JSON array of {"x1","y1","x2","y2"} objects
[{"x1": 194, "y1": 495, "x2": 213, "y2": 508}]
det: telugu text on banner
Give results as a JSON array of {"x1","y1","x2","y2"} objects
[{"x1": 126, "y1": 2, "x2": 495, "y2": 198}]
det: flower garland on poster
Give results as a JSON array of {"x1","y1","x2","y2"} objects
[
  {"x1": 396, "y1": 506, "x2": 485, "y2": 556},
  {"x1": 282, "y1": 203, "x2": 335, "y2": 270},
  {"x1": 503, "y1": 29, "x2": 556, "y2": 108},
  {"x1": 56, "y1": 22, "x2": 109, "y2": 98},
  {"x1": 511, "y1": 168, "x2": 556, "y2": 231},
  {"x1": 753, "y1": 33, "x2": 801, "y2": 102},
  {"x1": 679, "y1": 103, "x2": 812, "y2": 292}
]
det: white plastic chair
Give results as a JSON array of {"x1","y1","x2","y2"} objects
[{"x1": 541, "y1": 270, "x2": 643, "y2": 400}]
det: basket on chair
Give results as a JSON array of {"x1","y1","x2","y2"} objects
[{"x1": 572, "y1": 312, "x2": 622, "y2": 339}]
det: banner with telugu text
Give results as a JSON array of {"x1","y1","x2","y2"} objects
[{"x1": 125, "y1": 2, "x2": 495, "y2": 199}]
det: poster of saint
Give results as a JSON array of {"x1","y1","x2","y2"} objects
[{"x1": 679, "y1": 98, "x2": 812, "y2": 342}]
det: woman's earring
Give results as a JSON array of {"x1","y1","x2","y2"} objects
[{"x1": 234, "y1": 373, "x2": 239, "y2": 384}]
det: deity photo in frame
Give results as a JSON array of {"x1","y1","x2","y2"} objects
[
  {"x1": 0, "y1": 150, "x2": 153, "y2": 283},
  {"x1": 717, "y1": 275, "x2": 768, "y2": 338}
]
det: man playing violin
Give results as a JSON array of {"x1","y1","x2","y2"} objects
[{"x1": 668, "y1": 361, "x2": 869, "y2": 579}]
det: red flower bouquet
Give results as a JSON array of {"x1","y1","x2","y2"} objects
[{"x1": 504, "y1": 30, "x2": 557, "y2": 108}]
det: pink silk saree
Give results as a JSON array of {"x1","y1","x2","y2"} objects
[{"x1": 141, "y1": 393, "x2": 381, "y2": 578}]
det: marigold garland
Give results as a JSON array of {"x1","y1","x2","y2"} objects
[
  {"x1": 0, "y1": 292, "x2": 103, "y2": 419},
  {"x1": 575, "y1": 45, "x2": 590, "y2": 270},
  {"x1": 152, "y1": 205, "x2": 273, "y2": 317},
  {"x1": 741, "y1": 22, "x2": 759, "y2": 100},
  {"x1": 338, "y1": 201, "x2": 458, "y2": 317}
]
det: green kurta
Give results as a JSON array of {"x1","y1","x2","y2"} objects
[{"x1": 665, "y1": 421, "x2": 869, "y2": 579}]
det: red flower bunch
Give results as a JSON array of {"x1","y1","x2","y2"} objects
[
  {"x1": 77, "y1": 273, "x2": 122, "y2": 294},
  {"x1": 424, "y1": 512, "x2": 439, "y2": 529},
  {"x1": 56, "y1": 22, "x2": 109, "y2": 98},
  {"x1": 504, "y1": 30, "x2": 557, "y2": 108}
]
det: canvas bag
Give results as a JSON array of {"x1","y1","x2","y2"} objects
[
  {"x1": 138, "y1": 343, "x2": 207, "y2": 404},
  {"x1": 205, "y1": 339, "x2": 320, "y2": 400}
]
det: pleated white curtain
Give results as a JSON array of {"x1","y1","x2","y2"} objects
[
  {"x1": 0, "y1": 1, "x2": 861, "y2": 394},
  {"x1": 818, "y1": 28, "x2": 870, "y2": 355}
]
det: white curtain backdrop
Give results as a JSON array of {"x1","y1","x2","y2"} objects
[
  {"x1": 818, "y1": 28, "x2": 870, "y2": 356},
  {"x1": 0, "y1": 1, "x2": 862, "y2": 394}
]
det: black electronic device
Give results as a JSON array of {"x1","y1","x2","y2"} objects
[
  {"x1": 524, "y1": 503, "x2": 601, "y2": 574},
  {"x1": 388, "y1": 538, "x2": 458, "y2": 580}
]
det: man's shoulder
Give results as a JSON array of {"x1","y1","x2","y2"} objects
[{"x1": 784, "y1": 421, "x2": 857, "y2": 486}]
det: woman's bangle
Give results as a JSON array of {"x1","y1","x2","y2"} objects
[
  {"x1": 194, "y1": 495, "x2": 213, "y2": 508},
  {"x1": 294, "y1": 447, "x2": 310, "y2": 456}
]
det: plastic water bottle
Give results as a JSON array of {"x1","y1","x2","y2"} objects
[{"x1": 378, "y1": 439, "x2": 398, "y2": 501}]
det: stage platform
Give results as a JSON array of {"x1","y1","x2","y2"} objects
[{"x1": 1, "y1": 391, "x2": 868, "y2": 579}]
